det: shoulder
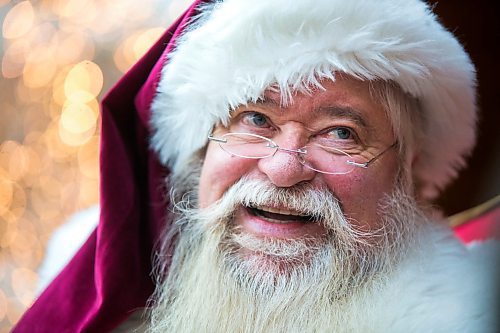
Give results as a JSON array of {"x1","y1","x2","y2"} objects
[{"x1": 372, "y1": 224, "x2": 499, "y2": 333}]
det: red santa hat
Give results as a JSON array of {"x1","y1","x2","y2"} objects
[{"x1": 150, "y1": 0, "x2": 477, "y2": 199}]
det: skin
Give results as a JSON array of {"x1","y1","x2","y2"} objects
[{"x1": 198, "y1": 76, "x2": 402, "y2": 240}]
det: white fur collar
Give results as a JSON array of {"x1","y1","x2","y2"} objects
[{"x1": 339, "y1": 224, "x2": 499, "y2": 332}]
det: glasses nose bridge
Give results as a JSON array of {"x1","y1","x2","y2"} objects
[
  {"x1": 267, "y1": 142, "x2": 309, "y2": 169},
  {"x1": 259, "y1": 140, "x2": 316, "y2": 187},
  {"x1": 274, "y1": 144, "x2": 307, "y2": 156}
]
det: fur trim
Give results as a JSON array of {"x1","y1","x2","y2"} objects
[
  {"x1": 351, "y1": 225, "x2": 500, "y2": 332},
  {"x1": 150, "y1": 0, "x2": 477, "y2": 199}
]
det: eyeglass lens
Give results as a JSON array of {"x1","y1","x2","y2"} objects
[{"x1": 218, "y1": 133, "x2": 356, "y2": 174}]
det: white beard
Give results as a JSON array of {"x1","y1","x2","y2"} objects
[{"x1": 146, "y1": 175, "x2": 430, "y2": 332}]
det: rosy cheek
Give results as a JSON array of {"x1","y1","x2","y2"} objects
[
  {"x1": 198, "y1": 145, "x2": 256, "y2": 207},
  {"x1": 322, "y1": 174, "x2": 365, "y2": 211},
  {"x1": 322, "y1": 170, "x2": 396, "y2": 229}
]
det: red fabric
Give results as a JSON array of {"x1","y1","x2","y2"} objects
[
  {"x1": 454, "y1": 206, "x2": 500, "y2": 243},
  {"x1": 13, "y1": 2, "x2": 204, "y2": 332}
]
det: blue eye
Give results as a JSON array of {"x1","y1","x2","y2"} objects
[
  {"x1": 330, "y1": 127, "x2": 352, "y2": 140},
  {"x1": 245, "y1": 112, "x2": 268, "y2": 127}
]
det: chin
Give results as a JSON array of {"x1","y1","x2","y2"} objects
[{"x1": 228, "y1": 227, "x2": 329, "y2": 266}]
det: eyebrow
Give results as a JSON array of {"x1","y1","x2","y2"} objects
[
  {"x1": 249, "y1": 97, "x2": 370, "y2": 129},
  {"x1": 317, "y1": 106, "x2": 369, "y2": 129}
]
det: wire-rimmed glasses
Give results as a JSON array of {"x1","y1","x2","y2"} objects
[{"x1": 208, "y1": 132, "x2": 397, "y2": 175}]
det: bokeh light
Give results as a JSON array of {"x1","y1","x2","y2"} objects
[
  {"x1": 0, "y1": 0, "x2": 191, "y2": 330},
  {"x1": 2, "y1": 1, "x2": 34, "y2": 40},
  {"x1": 64, "y1": 61, "x2": 103, "y2": 103}
]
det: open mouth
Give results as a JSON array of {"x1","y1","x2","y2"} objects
[{"x1": 246, "y1": 205, "x2": 315, "y2": 223}]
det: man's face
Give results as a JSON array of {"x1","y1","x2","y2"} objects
[
  {"x1": 149, "y1": 78, "x2": 419, "y2": 331},
  {"x1": 198, "y1": 76, "x2": 401, "y2": 243}
]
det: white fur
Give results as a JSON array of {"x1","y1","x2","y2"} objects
[
  {"x1": 150, "y1": 0, "x2": 476, "y2": 199},
  {"x1": 348, "y1": 226, "x2": 499, "y2": 332}
]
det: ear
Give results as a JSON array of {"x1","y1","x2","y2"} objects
[
  {"x1": 409, "y1": 151, "x2": 427, "y2": 205},
  {"x1": 397, "y1": 143, "x2": 423, "y2": 202},
  {"x1": 411, "y1": 150, "x2": 420, "y2": 168}
]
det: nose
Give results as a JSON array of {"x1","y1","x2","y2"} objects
[{"x1": 257, "y1": 145, "x2": 316, "y2": 187}]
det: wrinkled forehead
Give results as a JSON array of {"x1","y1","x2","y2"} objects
[
  {"x1": 243, "y1": 77, "x2": 398, "y2": 123},
  {"x1": 256, "y1": 75, "x2": 384, "y2": 108}
]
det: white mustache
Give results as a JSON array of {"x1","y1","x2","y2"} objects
[
  {"x1": 191, "y1": 176, "x2": 360, "y2": 237},
  {"x1": 234, "y1": 178, "x2": 339, "y2": 218}
]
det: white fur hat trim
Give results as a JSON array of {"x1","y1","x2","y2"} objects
[{"x1": 150, "y1": 0, "x2": 477, "y2": 199}]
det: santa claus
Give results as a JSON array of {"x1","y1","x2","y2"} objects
[{"x1": 14, "y1": 0, "x2": 499, "y2": 332}]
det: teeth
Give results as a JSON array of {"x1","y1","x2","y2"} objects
[{"x1": 254, "y1": 205, "x2": 306, "y2": 217}]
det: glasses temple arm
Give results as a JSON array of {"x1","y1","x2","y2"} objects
[
  {"x1": 347, "y1": 142, "x2": 398, "y2": 169},
  {"x1": 208, "y1": 134, "x2": 227, "y2": 143},
  {"x1": 365, "y1": 142, "x2": 398, "y2": 167}
]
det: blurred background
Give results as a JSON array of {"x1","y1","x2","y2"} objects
[
  {"x1": 0, "y1": 0, "x2": 498, "y2": 331},
  {"x1": 0, "y1": 0, "x2": 191, "y2": 330}
]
